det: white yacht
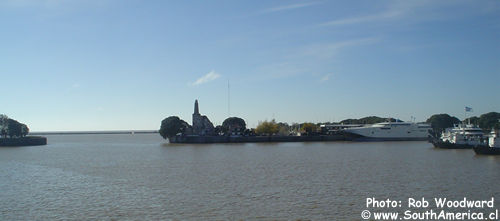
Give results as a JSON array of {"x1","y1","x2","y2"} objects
[
  {"x1": 437, "y1": 124, "x2": 484, "y2": 147},
  {"x1": 488, "y1": 130, "x2": 500, "y2": 148},
  {"x1": 473, "y1": 130, "x2": 500, "y2": 155},
  {"x1": 342, "y1": 122, "x2": 432, "y2": 141}
]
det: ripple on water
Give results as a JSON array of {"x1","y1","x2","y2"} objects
[{"x1": 0, "y1": 135, "x2": 499, "y2": 220}]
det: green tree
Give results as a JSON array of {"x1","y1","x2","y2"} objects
[
  {"x1": 340, "y1": 116, "x2": 400, "y2": 124},
  {"x1": 21, "y1": 124, "x2": 29, "y2": 137},
  {"x1": 214, "y1": 125, "x2": 223, "y2": 135},
  {"x1": 255, "y1": 120, "x2": 279, "y2": 135},
  {"x1": 478, "y1": 112, "x2": 500, "y2": 130},
  {"x1": 276, "y1": 122, "x2": 290, "y2": 136},
  {"x1": 0, "y1": 128, "x2": 6, "y2": 138},
  {"x1": 464, "y1": 116, "x2": 479, "y2": 125},
  {"x1": 0, "y1": 115, "x2": 29, "y2": 138},
  {"x1": 300, "y1": 122, "x2": 318, "y2": 135},
  {"x1": 426, "y1": 114, "x2": 460, "y2": 135},
  {"x1": 0, "y1": 114, "x2": 8, "y2": 126},
  {"x1": 7, "y1": 119, "x2": 22, "y2": 138},
  {"x1": 222, "y1": 117, "x2": 246, "y2": 134},
  {"x1": 159, "y1": 116, "x2": 191, "y2": 139},
  {"x1": 0, "y1": 114, "x2": 8, "y2": 138}
]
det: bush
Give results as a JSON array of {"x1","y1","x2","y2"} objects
[{"x1": 159, "y1": 116, "x2": 191, "y2": 139}]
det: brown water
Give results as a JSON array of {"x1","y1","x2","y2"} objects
[{"x1": 1, "y1": 134, "x2": 499, "y2": 220}]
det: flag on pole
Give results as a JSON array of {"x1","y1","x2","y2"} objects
[{"x1": 465, "y1": 106, "x2": 473, "y2": 112}]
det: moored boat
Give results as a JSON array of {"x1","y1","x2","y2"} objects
[
  {"x1": 342, "y1": 121, "x2": 432, "y2": 141},
  {"x1": 473, "y1": 130, "x2": 500, "y2": 155},
  {"x1": 431, "y1": 124, "x2": 485, "y2": 149}
]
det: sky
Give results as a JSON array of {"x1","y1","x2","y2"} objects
[{"x1": 1, "y1": 0, "x2": 499, "y2": 131}]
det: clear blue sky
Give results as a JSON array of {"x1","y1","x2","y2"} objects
[{"x1": 1, "y1": 0, "x2": 499, "y2": 131}]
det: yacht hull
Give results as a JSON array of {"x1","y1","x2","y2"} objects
[
  {"x1": 430, "y1": 140, "x2": 474, "y2": 149},
  {"x1": 352, "y1": 137, "x2": 428, "y2": 141},
  {"x1": 344, "y1": 132, "x2": 429, "y2": 141},
  {"x1": 473, "y1": 145, "x2": 500, "y2": 155},
  {"x1": 342, "y1": 122, "x2": 432, "y2": 142}
]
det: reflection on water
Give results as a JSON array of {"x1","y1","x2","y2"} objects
[{"x1": 1, "y1": 134, "x2": 499, "y2": 220}]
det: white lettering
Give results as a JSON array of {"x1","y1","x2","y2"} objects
[
  {"x1": 435, "y1": 198, "x2": 446, "y2": 208},
  {"x1": 366, "y1": 198, "x2": 398, "y2": 208},
  {"x1": 409, "y1": 197, "x2": 429, "y2": 208},
  {"x1": 487, "y1": 197, "x2": 495, "y2": 208},
  {"x1": 366, "y1": 197, "x2": 373, "y2": 207}
]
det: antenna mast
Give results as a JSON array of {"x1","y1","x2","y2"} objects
[{"x1": 227, "y1": 80, "x2": 230, "y2": 118}]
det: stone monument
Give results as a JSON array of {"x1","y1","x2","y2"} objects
[{"x1": 192, "y1": 99, "x2": 215, "y2": 136}]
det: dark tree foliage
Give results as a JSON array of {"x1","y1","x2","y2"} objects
[
  {"x1": 159, "y1": 116, "x2": 190, "y2": 139},
  {"x1": 0, "y1": 128, "x2": 6, "y2": 138},
  {"x1": 214, "y1": 125, "x2": 223, "y2": 135},
  {"x1": 426, "y1": 114, "x2": 460, "y2": 135},
  {"x1": 244, "y1": 128, "x2": 255, "y2": 136},
  {"x1": 340, "y1": 116, "x2": 401, "y2": 124},
  {"x1": 301, "y1": 123, "x2": 318, "y2": 135},
  {"x1": 222, "y1": 117, "x2": 246, "y2": 133},
  {"x1": 448, "y1": 112, "x2": 500, "y2": 131},
  {"x1": 4, "y1": 118, "x2": 29, "y2": 138},
  {"x1": 478, "y1": 112, "x2": 500, "y2": 130},
  {"x1": 22, "y1": 124, "x2": 29, "y2": 137},
  {"x1": 276, "y1": 122, "x2": 290, "y2": 136},
  {"x1": 8, "y1": 119, "x2": 21, "y2": 138},
  {"x1": 464, "y1": 116, "x2": 480, "y2": 125}
]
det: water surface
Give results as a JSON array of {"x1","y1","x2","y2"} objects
[{"x1": 1, "y1": 134, "x2": 499, "y2": 220}]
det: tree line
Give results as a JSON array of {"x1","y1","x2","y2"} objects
[
  {"x1": 0, "y1": 115, "x2": 29, "y2": 138},
  {"x1": 159, "y1": 112, "x2": 500, "y2": 140},
  {"x1": 159, "y1": 116, "x2": 250, "y2": 140},
  {"x1": 426, "y1": 112, "x2": 500, "y2": 135}
]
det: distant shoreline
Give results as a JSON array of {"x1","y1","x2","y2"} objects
[{"x1": 29, "y1": 130, "x2": 159, "y2": 135}]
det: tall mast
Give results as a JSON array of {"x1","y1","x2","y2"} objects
[{"x1": 227, "y1": 80, "x2": 230, "y2": 118}]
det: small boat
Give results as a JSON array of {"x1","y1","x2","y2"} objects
[
  {"x1": 473, "y1": 130, "x2": 500, "y2": 155},
  {"x1": 431, "y1": 124, "x2": 485, "y2": 149}
]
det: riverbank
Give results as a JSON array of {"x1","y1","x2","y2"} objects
[
  {"x1": 0, "y1": 136, "x2": 47, "y2": 147},
  {"x1": 169, "y1": 135, "x2": 346, "y2": 143}
]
